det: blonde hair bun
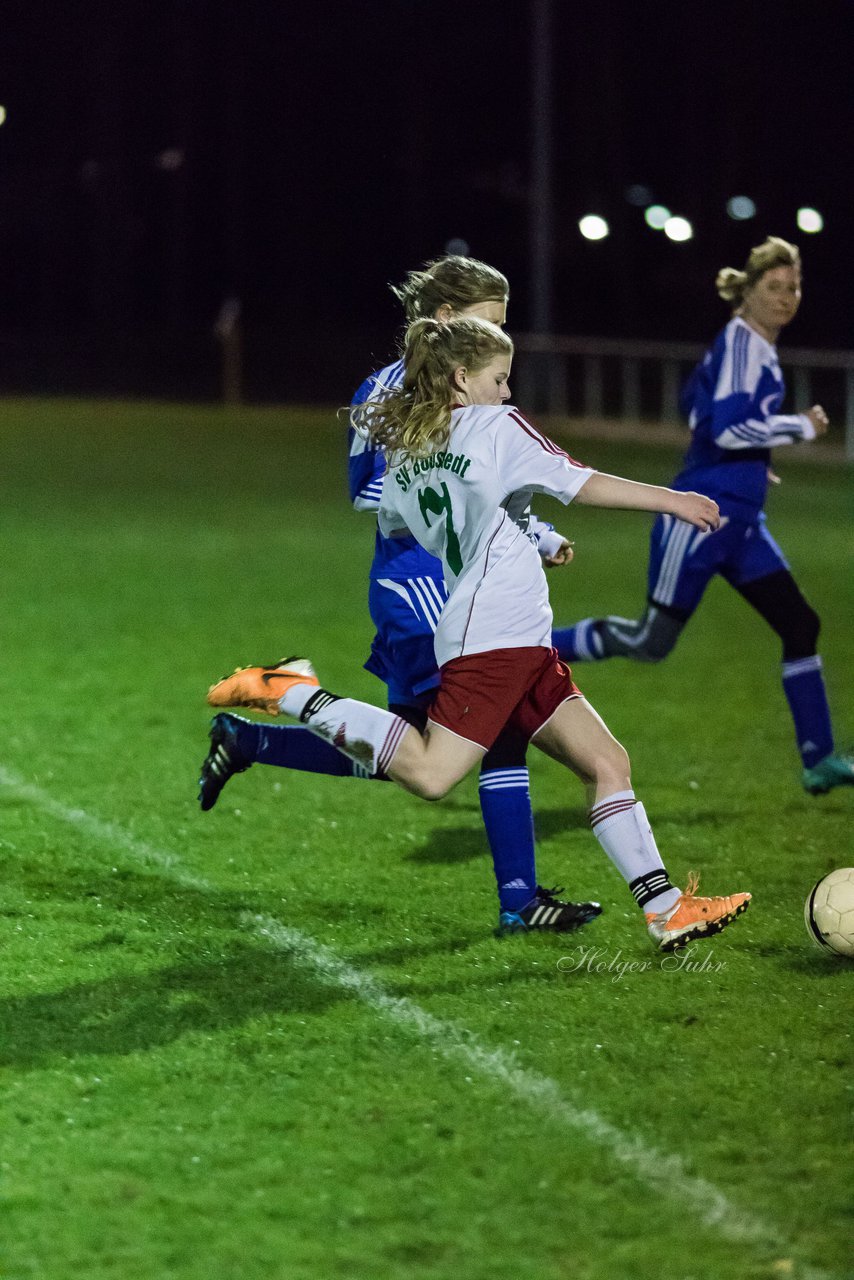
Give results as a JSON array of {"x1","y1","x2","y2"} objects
[
  {"x1": 716, "y1": 267, "x2": 747, "y2": 303},
  {"x1": 715, "y1": 236, "x2": 801, "y2": 306}
]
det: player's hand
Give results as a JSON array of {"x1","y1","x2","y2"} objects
[
  {"x1": 805, "y1": 405, "x2": 829, "y2": 437},
  {"x1": 674, "y1": 491, "x2": 720, "y2": 531},
  {"x1": 543, "y1": 538, "x2": 575, "y2": 568},
  {"x1": 767, "y1": 467, "x2": 782, "y2": 486}
]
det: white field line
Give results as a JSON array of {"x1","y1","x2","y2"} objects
[
  {"x1": 0, "y1": 764, "x2": 835, "y2": 1277},
  {"x1": 249, "y1": 913, "x2": 770, "y2": 1239},
  {"x1": 0, "y1": 765, "x2": 207, "y2": 890}
]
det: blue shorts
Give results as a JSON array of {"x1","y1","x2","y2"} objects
[
  {"x1": 647, "y1": 511, "x2": 789, "y2": 617},
  {"x1": 364, "y1": 575, "x2": 449, "y2": 707}
]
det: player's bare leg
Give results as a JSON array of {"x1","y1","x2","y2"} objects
[
  {"x1": 532, "y1": 697, "x2": 750, "y2": 949},
  {"x1": 531, "y1": 695, "x2": 630, "y2": 805},
  {"x1": 386, "y1": 720, "x2": 485, "y2": 798}
]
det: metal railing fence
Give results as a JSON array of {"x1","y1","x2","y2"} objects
[{"x1": 512, "y1": 333, "x2": 854, "y2": 460}]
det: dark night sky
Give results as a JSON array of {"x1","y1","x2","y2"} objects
[{"x1": 0, "y1": 0, "x2": 851, "y2": 397}]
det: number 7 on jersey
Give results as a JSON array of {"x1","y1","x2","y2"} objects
[{"x1": 417, "y1": 482, "x2": 463, "y2": 575}]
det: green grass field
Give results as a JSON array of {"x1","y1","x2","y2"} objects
[{"x1": 0, "y1": 398, "x2": 851, "y2": 1280}]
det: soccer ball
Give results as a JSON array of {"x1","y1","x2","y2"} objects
[{"x1": 804, "y1": 868, "x2": 854, "y2": 957}]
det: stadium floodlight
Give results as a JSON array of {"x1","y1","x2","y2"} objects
[
  {"x1": 644, "y1": 204, "x2": 671, "y2": 230},
  {"x1": 726, "y1": 195, "x2": 756, "y2": 220},
  {"x1": 625, "y1": 184, "x2": 653, "y2": 206},
  {"x1": 796, "y1": 207, "x2": 824, "y2": 233},
  {"x1": 0, "y1": 105, "x2": 7, "y2": 126},
  {"x1": 578, "y1": 214, "x2": 609, "y2": 241},
  {"x1": 663, "y1": 215, "x2": 693, "y2": 242}
]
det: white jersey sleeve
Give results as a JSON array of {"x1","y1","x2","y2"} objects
[{"x1": 494, "y1": 410, "x2": 594, "y2": 504}]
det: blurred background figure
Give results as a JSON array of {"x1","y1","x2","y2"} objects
[{"x1": 554, "y1": 237, "x2": 853, "y2": 796}]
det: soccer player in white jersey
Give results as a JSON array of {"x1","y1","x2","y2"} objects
[
  {"x1": 208, "y1": 316, "x2": 751, "y2": 951},
  {"x1": 200, "y1": 256, "x2": 598, "y2": 935},
  {"x1": 554, "y1": 237, "x2": 854, "y2": 796}
]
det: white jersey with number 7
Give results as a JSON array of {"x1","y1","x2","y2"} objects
[{"x1": 378, "y1": 404, "x2": 594, "y2": 668}]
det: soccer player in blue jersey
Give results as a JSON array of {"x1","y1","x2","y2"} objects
[
  {"x1": 553, "y1": 236, "x2": 853, "y2": 796},
  {"x1": 200, "y1": 256, "x2": 599, "y2": 933}
]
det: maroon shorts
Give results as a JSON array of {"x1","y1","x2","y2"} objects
[{"x1": 427, "y1": 646, "x2": 581, "y2": 750}]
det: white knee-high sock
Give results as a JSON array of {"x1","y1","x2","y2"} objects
[
  {"x1": 589, "y1": 791, "x2": 681, "y2": 914},
  {"x1": 279, "y1": 684, "x2": 409, "y2": 776}
]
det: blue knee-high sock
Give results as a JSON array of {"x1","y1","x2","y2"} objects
[
  {"x1": 551, "y1": 620, "x2": 605, "y2": 663},
  {"x1": 478, "y1": 767, "x2": 537, "y2": 912},
  {"x1": 782, "y1": 656, "x2": 834, "y2": 768},
  {"x1": 233, "y1": 720, "x2": 367, "y2": 778}
]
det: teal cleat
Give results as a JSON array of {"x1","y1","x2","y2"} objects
[{"x1": 802, "y1": 752, "x2": 854, "y2": 796}]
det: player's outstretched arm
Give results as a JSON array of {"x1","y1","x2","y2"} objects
[{"x1": 574, "y1": 472, "x2": 720, "y2": 531}]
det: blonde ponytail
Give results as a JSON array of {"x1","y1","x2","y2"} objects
[{"x1": 352, "y1": 316, "x2": 513, "y2": 461}]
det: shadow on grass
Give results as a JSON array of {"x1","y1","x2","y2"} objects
[
  {"x1": 406, "y1": 805, "x2": 591, "y2": 865},
  {"x1": 0, "y1": 858, "x2": 365, "y2": 1070},
  {"x1": 637, "y1": 808, "x2": 736, "y2": 828},
  {"x1": 777, "y1": 949, "x2": 854, "y2": 975},
  {"x1": 0, "y1": 842, "x2": 628, "y2": 1033},
  {"x1": 0, "y1": 857, "x2": 500, "y2": 1042},
  {"x1": 0, "y1": 855, "x2": 269, "y2": 931},
  {"x1": 0, "y1": 942, "x2": 341, "y2": 1069}
]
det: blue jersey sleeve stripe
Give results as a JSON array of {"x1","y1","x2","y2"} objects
[
  {"x1": 370, "y1": 360, "x2": 404, "y2": 397},
  {"x1": 351, "y1": 374, "x2": 378, "y2": 407},
  {"x1": 729, "y1": 328, "x2": 740, "y2": 394},
  {"x1": 349, "y1": 446, "x2": 385, "y2": 503},
  {"x1": 348, "y1": 361, "x2": 401, "y2": 504},
  {"x1": 733, "y1": 325, "x2": 747, "y2": 393},
  {"x1": 741, "y1": 326, "x2": 753, "y2": 391},
  {"x1": 730, "y1": 421, "x2": 766, "y2": 443}
]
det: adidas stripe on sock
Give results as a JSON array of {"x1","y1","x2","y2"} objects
[{"x1": 629, "y1": 868, "x2": 679, "y2": 913}]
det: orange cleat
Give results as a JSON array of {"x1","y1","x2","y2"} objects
[
  {"x1": 207, "y1": 657, "x2": 319, "y2": 716},
  {"x1": 646, "y1": 872, "x2": 751, "y2": 952}
]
